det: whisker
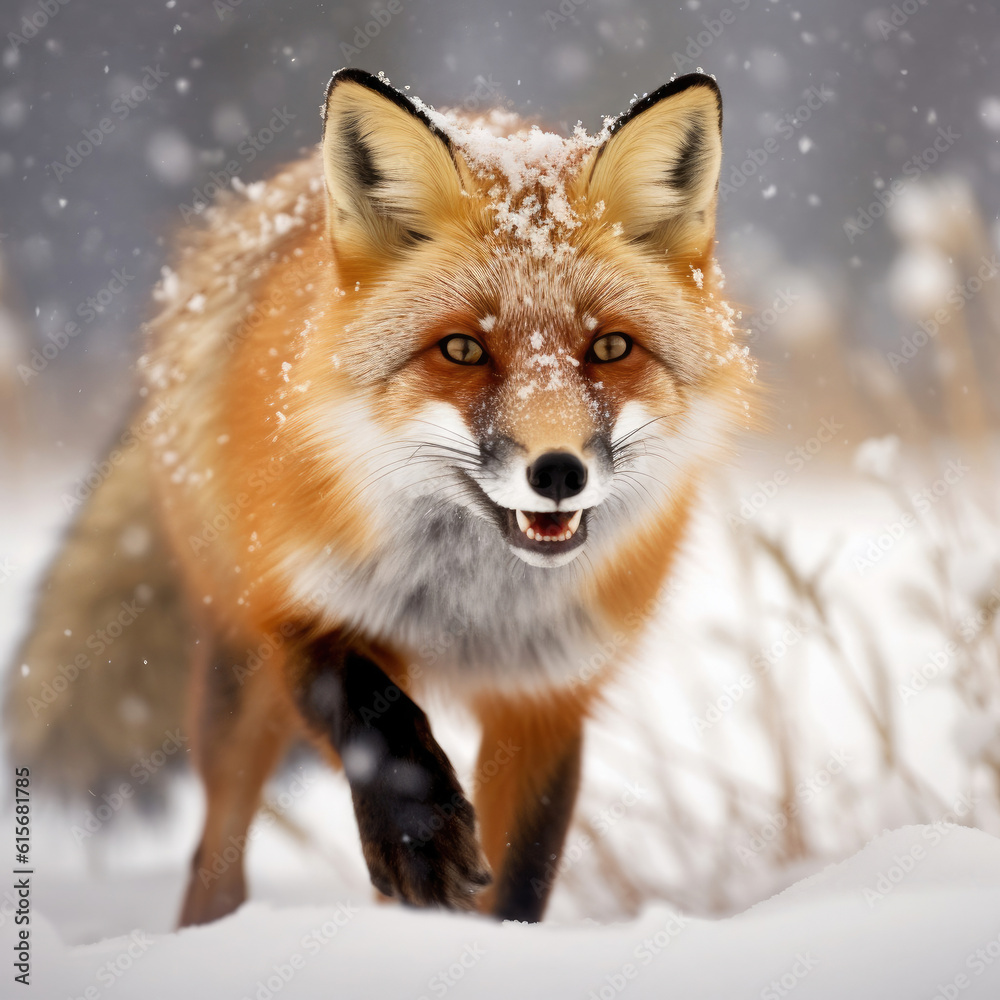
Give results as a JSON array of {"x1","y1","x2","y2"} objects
[
  {"x1": 618, "y1": 471, "x2": 660, "y2": 506},
  {"x1": 409, "y1": 419, "x2": 479, "y2": 448},
  {"x1": 397, "y1": 439, "x2": 482, "y2": 461},
  {"x1": 611, "y1": 415, "x2": 666, "y2": 451}
]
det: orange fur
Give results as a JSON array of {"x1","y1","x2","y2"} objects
[{"x1": 131, "y1": 69, "x2": 755, "y2": 924}]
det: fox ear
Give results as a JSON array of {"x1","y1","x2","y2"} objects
[
  {"x1": 321, "y1": 69, "x2": 464, "y2": 260},
  {"x1": 585, "y1": 74, "x2": 723, "y2": 260}
]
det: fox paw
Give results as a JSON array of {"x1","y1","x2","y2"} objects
[{"x1": 349, "y1": 740, "x2": 492, "y2": 910}]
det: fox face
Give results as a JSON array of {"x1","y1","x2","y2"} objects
[
  {"x1": 144, "y1": 69, "x2": 752, "y2": 684},
  {"x1": 304, "y1": 70, "x2": 747, "y2": 575}
]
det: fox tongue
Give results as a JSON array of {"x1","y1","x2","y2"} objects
[
  {"x1": 514, "y1": 509, "x2": 583, "y2": 543},
  {"x1": 525, "y1": 512, "x2": 572, "y2": 538}
]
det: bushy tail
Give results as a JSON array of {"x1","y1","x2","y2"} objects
[{"x1": 4, "y1": 424, "x2": 195, "y2": 800}]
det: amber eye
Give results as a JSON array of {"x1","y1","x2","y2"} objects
[
  {"x1": 589, "y1": 333, "x2": 632, "y2": 363},
  {"x1": 440, "y1": 335, "x2": 487, "y2": 366}
]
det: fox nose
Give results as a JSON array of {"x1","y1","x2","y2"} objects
[{"x1": 527, "y1": 452, "x2": 587, "y2": 504}]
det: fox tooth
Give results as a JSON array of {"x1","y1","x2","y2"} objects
[
  {"x1": 516, "y1": 510, "x2": 531, "y2": 534},
  {"x1": 567, "y1": 509, "x2": 582, "y2": 535}
]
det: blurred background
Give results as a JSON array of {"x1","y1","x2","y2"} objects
[
  {"x1": 2, "y1": 0, "x2": 1000, "y2": 941},
  {"x1": 1, "y1": 0, "x2": 999, "y2": 454}
]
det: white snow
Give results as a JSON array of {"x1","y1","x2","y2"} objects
[
  {"x1": 979, "y1": 97, "x2": 1000, "y2": 132},
  {"x1": 4, "y1": 449, "x2": 1000, "y2": 997},
  {"x1": 408, "y1": 95, "x2": 607, "y2": 259},
  {"x1": 145, "y1": 129, "x2": 195, "y2": 185},
  {"x1": 26, "y1": 826, "x2": 1000, "y2": 998},
  {"x1": 853, "y1": 434, "x2": 901, "y2": 481}
]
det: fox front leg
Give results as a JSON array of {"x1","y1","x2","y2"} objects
[{"x1": 289, "y1": 635, "x2": 492, "y2": 909}]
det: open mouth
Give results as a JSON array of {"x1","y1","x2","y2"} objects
[
  {"x1": 459, "y1": 474, "x2": 589, "y2": 563},
  {"x1": 503, "y1": 507, "x2": 588, "y2": 559},
  {"x1": 514, "y1": 509, "x2": 583, "y2": 543}
]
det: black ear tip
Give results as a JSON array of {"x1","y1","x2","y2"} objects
[
  {"x1": 608, "y1": 73, "x2": 723, "y2": 136},
  {"x1": 327, "y1": 67, "x2": 382, "y2": 92},
  {"x1": 321, "y1": 68, "x2": 453, "y2": 151},
  {"x1": 324, "y1": 67, "x2": 392, "y2": 114},
  {"x1": 673, "y1": 72, "x2": 721, "y2": 93}
]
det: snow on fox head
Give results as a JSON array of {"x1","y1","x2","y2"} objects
[{"x1": 308, "y1": 69, "x2": 753, "y2": 570}]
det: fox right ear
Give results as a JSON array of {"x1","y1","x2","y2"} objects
[
  {"x1": 321, "y1": 69, "x2": 464, "y2": 261},
  {"x1": 584, "y1": 74, "x2": 723, "y2": 262}
]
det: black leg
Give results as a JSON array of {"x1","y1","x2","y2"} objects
[{"x1": 289, "y1": 635, "x2": 492, "y2": 909}]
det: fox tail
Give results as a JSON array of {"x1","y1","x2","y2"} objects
[{"x1": 4, "y1": 421, "x2": 194, "y2": 801}]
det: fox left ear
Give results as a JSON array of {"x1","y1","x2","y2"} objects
[
  {"x1": 321, "y1": 69, "x2": 465, "y2": 262},
  {"x1": 584, "y1": 74, "x2": 723, "y2": 260}
]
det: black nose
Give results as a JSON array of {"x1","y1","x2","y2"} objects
[{"x1": 527, "y1": 452, "x2": 587, "y2": 503}]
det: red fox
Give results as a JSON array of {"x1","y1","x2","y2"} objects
[{"x1": 6, "y1": 69, "x2": 753, "y2": 925}]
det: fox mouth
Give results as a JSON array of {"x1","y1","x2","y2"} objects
[
  {"x1": 513, "y1": 509, "x2": 583, "y2": 543},
  {"x1": 460, "y1": 474, "x2": 589, "y2": 564},
  {"x1": 503, "y1": 507, "x2": 587, "y2": 558}
]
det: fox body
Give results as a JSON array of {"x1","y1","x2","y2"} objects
[{"x1": 7, "y1": 69, "x2": 752, "y2": 925}]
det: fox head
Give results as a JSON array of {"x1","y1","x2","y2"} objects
[{"x1": 308, "y1": 69, "x2": 750, "y2": 571}]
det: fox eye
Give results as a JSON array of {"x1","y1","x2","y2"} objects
[
  {"x1": 440, "y1": 335, "x2": 487, "y2": 366},
  {"x1": 589, "y1": 333, "x2": 632, "y2": 363}
]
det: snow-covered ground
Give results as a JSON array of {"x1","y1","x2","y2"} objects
[
  {"x1": 3, "y1": 442, "x2": 1000, "y2": 997},
  {"x1": 24, "y1": 825, "x2": 1000, "y2": 999}
]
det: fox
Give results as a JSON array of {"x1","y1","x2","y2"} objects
[{"x1": 5, "y1": 68, "x2": 753, "y2": 926}]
